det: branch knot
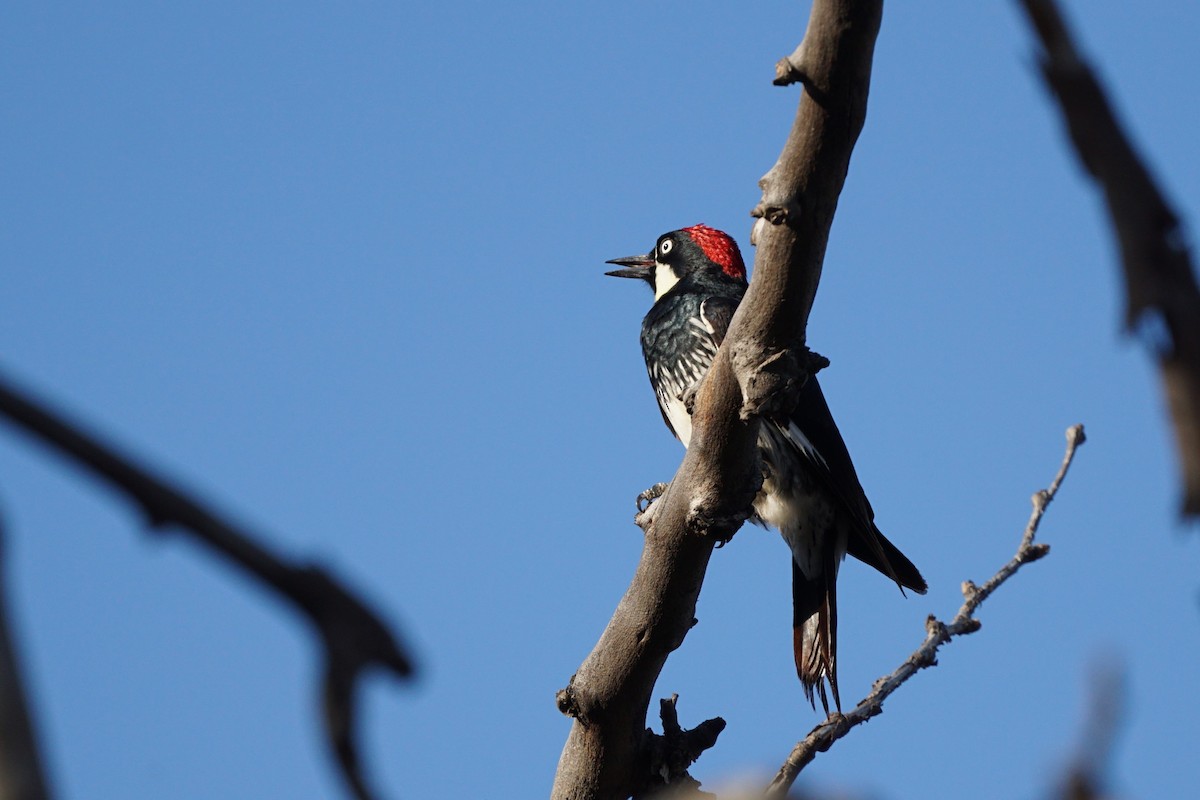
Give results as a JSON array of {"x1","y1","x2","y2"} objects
[
  {"x1": 750, "y1": 199, "x2": 802, "y2": 227},
  {"x1": 733, "y1": 346, "x2": 829, "y2": 423}
]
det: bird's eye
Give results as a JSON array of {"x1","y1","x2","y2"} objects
[{"x1": 659, "y1": 239, "x2": 674, "y2": 257}]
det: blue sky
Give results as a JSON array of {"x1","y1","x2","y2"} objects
[{"x1": 2, "y1": 2, "x2": 1199, "y2": 798}]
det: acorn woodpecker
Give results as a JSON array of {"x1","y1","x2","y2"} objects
[{"x1": 606, "y1": 224, "x2": 926, "y2": 712}]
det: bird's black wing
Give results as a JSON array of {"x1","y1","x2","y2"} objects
[
  {"x1": 698, "y1": 296, "x2": 737, "y2": 347},
  {"x1": 785, "y1": 377, "x2": 927, "y2": 593}
]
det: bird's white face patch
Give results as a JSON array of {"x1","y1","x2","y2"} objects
[{"x1": 654, "y1": 261, "x2": 679, "y2": 301}]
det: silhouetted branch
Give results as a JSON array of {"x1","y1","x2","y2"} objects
[
  {"x1": 553, "y1": 2, "x2": 883, "y2": 798},
  {"x1": 0, "y1": 370, "x2": 413, "y2": 800},
  {"x1": 1058, "y1": 658, "x2": 1125, "y2": 800},
  {"x1": 0, "y1": 505, "x2": 53, "y2": 800},
  {"x1": 638, "y1": 695, "x2": 725, "y2": 800},
  {"x1": 766, "y1": 424, "x2": 1087, "y2": 796},
  {"x1": 1017, "y1": 0, "x2": 1200, "y2": 517}
]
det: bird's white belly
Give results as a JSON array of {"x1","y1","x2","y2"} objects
[{"x1": 754, "y1": 458, "x2": 840, "y2": 581}]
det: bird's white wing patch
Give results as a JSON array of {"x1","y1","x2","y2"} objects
[
  {"x1": 694, "y1": 303, "x2": 718, "y2": 335},
  {"x1": 783, "y1": 420, "x2": 829, "y2": 469}
]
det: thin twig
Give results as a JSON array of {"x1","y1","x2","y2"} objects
[
  {"x1": 766, "y1": 424, "x2": 1086, "y2": 796},
  {"x1": 0, "y1": 370, "x2": 413, "y2": 800}
]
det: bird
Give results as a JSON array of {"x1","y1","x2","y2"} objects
[{"x1": 605, "y1": 223, "x2": 926, "y2": 712}]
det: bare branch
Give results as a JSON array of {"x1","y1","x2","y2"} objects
[
  {"x1": 0, "y1": 506, "x2": 54, "y2": 800},
  {"x1": 553, "y1": 2, "x2": 884, "y2": 798},
  {"x1": 1017, "y1": 0, "x2": 1200, "y2": 516},
  {"x1": 766, "y1": 424, "x2": 1087, "y2": 796},
  {"x1": 0, "y1": 371, "x2": 413, "y2": 800}
]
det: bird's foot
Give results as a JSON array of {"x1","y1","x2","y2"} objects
[
  {"x1": 711, "y1": 524, "x2": 739, "y2": 548},
  {"x1": 636, "y1": 482, "x2": 670, "y2": 512},
  {"x1": 634, "y1": 483, "x2": 670, "y2": 531}
]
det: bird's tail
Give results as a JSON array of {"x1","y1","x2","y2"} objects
[
  {"x1": 848, "y1": 523, "x2": 928, "y2": 596},
  {"x1": 791, "y1": 550, "x2": 841, "y2": 714}
]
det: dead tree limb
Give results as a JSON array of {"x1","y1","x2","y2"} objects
[
  {"x1": 552, "y1": 2, "x2": 883, "y2": 798},
  {"x1": 766, "y1": 424, "x2": 1086, "y2": 796},
  {"x1": 1017, "y1": 0, "x2": 1200, "y2": 516},
  {"x1": 0, "y1": 371, "x2": 413, "y2": 800}
]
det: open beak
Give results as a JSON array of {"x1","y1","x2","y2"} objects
[{"x1": 604, "y1": 253, "x2": 654, "y2": 281}]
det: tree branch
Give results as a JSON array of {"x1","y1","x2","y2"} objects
[
  {"x1": 638, "y1": 695, "x2": 726, "y2": 800},
  {"x1": 1016, "y1": 0, "x2": 1200, "y2": 517},
  {"x1": 1057, "y1": 658, "x2": 1125, "y2": 800},
  {"x1": 0, "y1": 370, "x2": 413, "y2": 800},
  {"x1": 766, "y1": 424, "x2": 1087, "y2": 795},
  {"x1": 552, "y1": 3, "x2": 883, "y2": 798},
  {"x1": 0, "y1": 506, "x2": 54, "y2": 800}
]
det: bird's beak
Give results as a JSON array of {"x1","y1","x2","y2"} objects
[{"x1": 605, "y1": 253, "x2": 654, "y2": 281}]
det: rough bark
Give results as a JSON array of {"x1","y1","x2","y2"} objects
[{"x1": 552, "y1": 2, "x2": 883, "y2": 798}]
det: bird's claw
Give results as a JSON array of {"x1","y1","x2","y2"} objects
[
  {"x1": 681, "y1": 386, "x2": 699, "y2": 416},
  {"x1": 637, "y1": 482, "x2": 670, "y2": 512}
]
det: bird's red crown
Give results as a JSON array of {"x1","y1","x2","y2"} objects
[{"x1": 682, "y1": 224, "x2": 746, "y2": 281}]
